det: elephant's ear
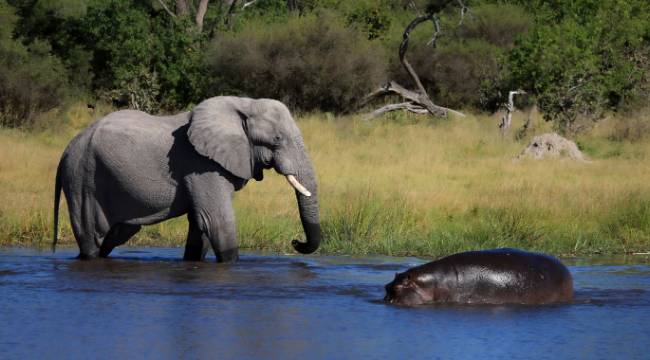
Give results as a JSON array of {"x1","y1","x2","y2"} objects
[{"x1": 187, "y1": 98, "x2": 253, "y2": 180}]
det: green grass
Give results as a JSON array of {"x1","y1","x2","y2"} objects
[{"x1": 1, "y1": 103, "x2": 649, "y2": 257}]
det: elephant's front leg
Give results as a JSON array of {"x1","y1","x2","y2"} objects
[
  {"x1": 196, "y1": 204, "x2": 239, "y2": 263},
  {"x1": 186, "y1": 177, "x2": 239, "y2": 263},
  {"x1": 183, "y1": 213, "x2": 210, "y2": 261}
]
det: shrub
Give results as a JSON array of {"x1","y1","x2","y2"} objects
[
  {"x1": 610, "y1": 115, "x2": 650, "y2": 142},
  {"x1": 386, "y1": 3, "x2": 532, "y2": 110},
  {"x1": 204, "y1": 11, "x2": 387, "y2": 113},
  {"x1": 344, "y1": 0, "x2": 393, "y2": 40},
  {"x1": 0, "y1": 2, "x2": 68, "y2": 127},
  {"x1": 456, "y1": 4, "x2": 532, "y2": 49},
  {"x1": 507, "y1": 0, "x2": 650, "y2": 134}
]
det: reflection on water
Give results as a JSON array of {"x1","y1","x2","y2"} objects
[{"x1": 1, "y1": 247, "x2": 649, "y2": 359}]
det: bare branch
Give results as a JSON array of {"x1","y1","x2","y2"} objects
[
  {"x1": 364, "y1": 102, "x2": 428, "y2": 121},
  {"x1": 176, "y1": 0, "x2": 189, "y2": 17},
  {"x1": 361, "y1": 81, "x2": 422, "y2": 106},
  {"x1": 457, "y1": 0, "x2": 469, "y2": 26},
  {"x1": 499, "y1": 90, "x2": 527, "y2": 136},
  {"x1": 427, "y1": 15, "x2": 441, "y2": 47},
  {"x1": 225, "y1": 0, "x2": 239, "y2": 28},
  {"x1": 242, "y1": 0, "x2": 258, "y2": 9},
  {"x1": 407, "y1": 0, "x2": 424, "y2": 16},
  {"x1": 362, "y1": 82, "x2": 465, "y2": 118},
  {"x1": 157, "y1": 0, "x2": 177, "y2": 18},
  {"x1": 195, "y1": 0, "x2": 210, "y2": 31},
  {"x1": 399, "y1": 16, "x2": 435, "y2": 107},
  {"x1": 363, "y1": 0, "x2": 466, "y2": 120}
]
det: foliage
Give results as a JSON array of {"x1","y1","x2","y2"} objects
[
  {"x1": 8, "y1": 0, "x2": 205, "y2": 112},
  {"x1": 77, "y1": 1, "x2": 205, "y2": 111},
  {"x1": 205, "y1": 11, "x2": 386, "y2": 113},
  {"x1": 4, "y1": 110, "x2": 650, "y2": 256},
  {"x1": 0, "y1": 0, "x2": 69, "y2": 127},
  {"x1": 507, "y1": 0, "x2": 650, "y2": 134},
  {"x1": 1, "y1": 0, "x2": 649, "y2": 127},
  {"x1": 342, "y1": 0, "x2": 394, "y2": 40},
  {"x1": 386, "y1": 3, "x2": 532, "y2": 110}
]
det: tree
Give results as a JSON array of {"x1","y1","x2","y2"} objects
[
  {"x1": 0, "y1": 0, "x2": 69, "y2": 127},
  {"x1": 507, "y1": 0, "x2": 650, "y2": 134},
  {"x1": 156, "y1": 0, "x2": 211, "y2": 31},
  {"x1": 363, "y1": 0, "x2": 466, "y2": 119}
]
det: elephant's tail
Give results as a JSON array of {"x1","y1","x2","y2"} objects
[{"x1": 52, "y1": 161, "x2": 63, "y2": 253}]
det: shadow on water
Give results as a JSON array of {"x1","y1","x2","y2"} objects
[{"x1": 1, "y1": 247, "x2": 650, "y2": 359}]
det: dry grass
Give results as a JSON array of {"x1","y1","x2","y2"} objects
[{"x1": 1, "y1": 104, "x2": 649, "y2": 256}]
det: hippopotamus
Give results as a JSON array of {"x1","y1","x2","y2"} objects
[{"x1": 384, "y1": 248, "x2": 573, "y2": 306}]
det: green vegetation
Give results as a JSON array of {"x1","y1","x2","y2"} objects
[
  {"x1": 1, "y1": 106, "x2": 649, "y2": 256},
  {"x1": 1, "y1": 0, "x2": 648, "y2": 129},
  {"x1": 1, "y1": 0, "x2": 649, "y2": 256},
  {"x1": 205, "y1": 10, "x2": 386, "y2": 112}
]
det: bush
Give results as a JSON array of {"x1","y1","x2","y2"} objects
[
  {"x1": 14, "y1": 0, "x2": 207, "y2": 113},
  {"x1": 507, "y1": 0, "x2": 650, "y2": 134},
  {"x1": 204, "y1": 11, "x2": 387, "y2": 113},
  {"x1": 456, "y1": 4, "x2": 531, "y2": 49},
  {"x1": 386, "y1": 3, "x2": 532, "y2": 110},
  {"x1": 0, "y1": 2, "x2": 68, "y2": 127},
  {"x1": 610, "y1": 115, "x2": 650, "y2": 142}
]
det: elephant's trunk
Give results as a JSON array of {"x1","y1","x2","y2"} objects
[{"x1": 289, "y1": 143, "x2": 320, "y2": 254}]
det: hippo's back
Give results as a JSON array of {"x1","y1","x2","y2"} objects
[{"x1": 438, "y1": 248, "x2": 573, "y2": 304}]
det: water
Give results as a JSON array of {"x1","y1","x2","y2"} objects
[{"x1": 1, "y1": 248, "x2": 649, "y2": 360}]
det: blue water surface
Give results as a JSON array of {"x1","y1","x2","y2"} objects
[{"x1": 1, "y1": 247, "x2": 649, "y2": 360}]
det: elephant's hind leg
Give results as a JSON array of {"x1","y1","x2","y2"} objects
[
  {"x1": 73, "y1": 197, "x2": 109, "y2": 260},
  {"x1": 99, "y1": 224, "x2": 142, "y2": 258}
]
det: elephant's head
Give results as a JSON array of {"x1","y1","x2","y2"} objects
[{"x1": 187, "y1": 96, "x2": 320, "y2": 254}]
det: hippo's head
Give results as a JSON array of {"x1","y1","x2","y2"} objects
[{"x1": 384, "y1": 271, "x2": 430, "y2": 306}]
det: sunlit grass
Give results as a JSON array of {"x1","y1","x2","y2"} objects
[{"x1": 1, "y1": 104, "x2": 649, "y2": 256}]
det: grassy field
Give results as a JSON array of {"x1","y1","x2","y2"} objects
[{"x1": 1, "y1": 103, "x2": 649, "y2": 257}]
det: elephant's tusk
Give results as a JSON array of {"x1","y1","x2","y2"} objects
[{"x1": 286, "y1": 175, "x2": 311, "y2": 197}]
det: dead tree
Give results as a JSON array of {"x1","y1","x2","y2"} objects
[
  {"x1": 363, "y1": 0, "x2": 466, "y2": 120},
  {"x1": 498, "y1": 90, "x2": 526, "y2": 136}
]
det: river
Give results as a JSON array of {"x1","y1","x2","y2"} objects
[{"x1": 1, "y1": 247, "x2": 648, "y2": 359}]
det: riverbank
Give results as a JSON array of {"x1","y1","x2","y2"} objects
[{"x1": 1, "y1": 104, "x2": 649, "y2": 256}]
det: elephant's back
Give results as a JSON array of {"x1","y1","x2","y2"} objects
[
  {"x1": 62, "y1": 110, "x2": 190, "y2": 154},
  {"x1": 59, "y1": 110, "x2": 193, "y2": 210},
  {"x1": 94, "y1": 110, "x2": 190, "y2": 139},
  {"x1": 89, "y1": 111, "x2": 192, "y2": 184}
]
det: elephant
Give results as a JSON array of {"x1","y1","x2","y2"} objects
[
  {"x1": 384, "y1": 248, "x2": 573, "y2": 306},
  {"x1": 52, "y1": 96, "x2": 320, "y2": 262}
]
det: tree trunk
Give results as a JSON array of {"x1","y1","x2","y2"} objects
[
  {"x1": 499, "y1": 90, "x2": 526, "y2": 136},
  {"x1": 176, "y1": 0, "x2": 189, "y2": 17},
  {"x1": 225, "y1": 0, "x2": 239, "y2": 28},
  {"x1": 195, "y1": 0, "x2": 210, "y2": 31}
]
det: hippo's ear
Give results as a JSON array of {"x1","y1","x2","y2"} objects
[{"x1": 394, "y1": 273, "x2": 411, "y2": 287}]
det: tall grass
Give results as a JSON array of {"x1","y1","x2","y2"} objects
[{"x1": 1, "y1": 104, "x2": 649, "y2": 256}]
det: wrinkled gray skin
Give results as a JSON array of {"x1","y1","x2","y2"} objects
[
  {"x1": 53, "y1": 96, "x2": 320, "y2": 262},
  {"x1": 385, "y1": 248, "x2": 573, "y2": 306}
]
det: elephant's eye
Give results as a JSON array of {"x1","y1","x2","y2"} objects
[{"x1": 273, "y1": 135, "x2": 282, "y2": 144}]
